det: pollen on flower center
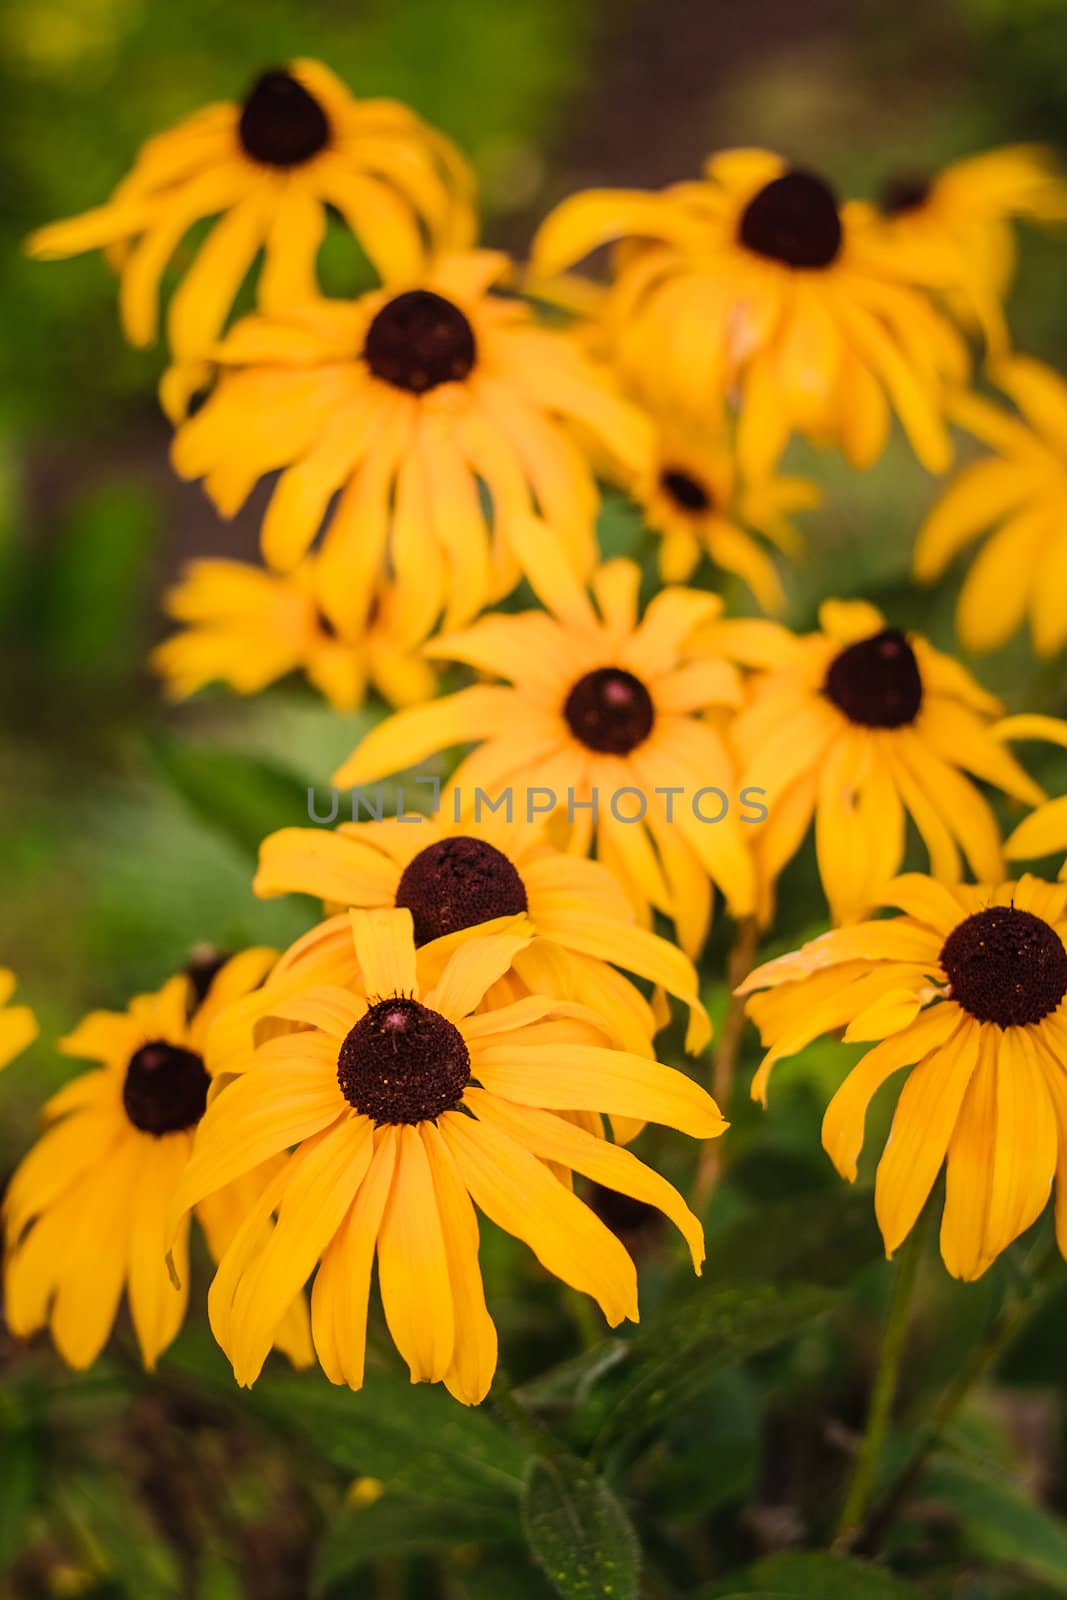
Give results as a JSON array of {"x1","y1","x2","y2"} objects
[
  {"x1": 238, "y1": 69, "x2": 331, "y2": 167},
  {"x1": 123, "y1": 1041, "x2": 211, "y2": 1137},
  {"x1": 941, "y1": 906, "x2": 1067, "y2": 1028},
  {"x1": 824, "y1": 627, "x2": 923, "y2": 728},
  {"x1": 337, "y1": 997, "x2": 471, "y2": 1124},
  {"x1": 660, "y1": 468, "x2": 713, "y2": 514},
  {"x1": 880, "y1": 174, "x2": 932, "y2": 216},
  {"x1": 395, "y1": 836, "x2": 528, "y2": 946},
  {"x1": 363, "y1": 290, "x2": 477, "y2": 394},
  {"x1": 564, "y1": 666, "x2": 655, "y2": 755},
  {"x1": 738, "y1": 169, "x2": 843, "y2": 269}
]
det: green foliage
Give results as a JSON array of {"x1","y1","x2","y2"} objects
[
  {"x1": 144, "y1": 734, "x2": 314, "y2": 866},
  {"x1": 715, "y1": 1552, "x2": 922, "y2": 1596},
  {"x1": 520, "y1": 1455, "x2": 640, "y2": 1600}
]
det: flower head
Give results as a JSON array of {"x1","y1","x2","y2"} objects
[
  {"x1": 331, "y1": 520, "x2": 755, "y2": 956},
  {"x1": 172, "y1": 908, "x2": 723, "y2": 1402},
  {"x1": 151, "y1": 556, "x2": 435, "y2": 711},
  {"x1": 532, "y1": 148, "x2": 968, "y2": 475},
  {"x1": 26, "y1": 61, "x2": 475, "y2": 372},
  {"x1": 915, "y1": 356, "x2": 1067, "y2": 657},
  {"x1": 3, "y1": 951, "x2": 312, "y2": 1372},
  {"x1": 702, "y1": 599, "x2": 1044, "y2": 925},
  {"x1": 739, "y1": 873, "x2": 1067, "y2": 1280},
  {"x1": 169, "y1": 250, "x2": 651, "y2": 638}
]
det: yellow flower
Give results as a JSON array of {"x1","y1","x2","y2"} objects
[
  {"x1": 248, "y1": 812, "x2": 711, "y2": 1057},
  {"x1": 25, "y1": 60, "x2": 475, "y2": 374},
  {"x1": 866, "y1": 146, "x2": 1067, "y2": 351},
  {"x1": 915, "y1": 356, "x2": 1067, "y2": 657},
  {"x1": 0, "y1": 969, "x2": 37, "y2": 1070},
  {"x1": 151, "y1": 556, "x2": 435, "y2": 712},
  {"x1": 3, "y1": 951, "x2": 313, "y2": 1372},
  {"x1": 996, "y1": 716, "x2": 1067, "y2": 879},
  {"x1": 332, "y1": 522, "x2": 756, "y2": 957},
  {"x1": 702, "y1": 598, "x2": 1043, "y2": 925},
  {"x1": 532, "y1": 148, "x2": 968, "y2": 476},
  {"x1": 169, "y1": 250, "x2": 651, "y2": 638},
  {"x1": 172, "y1": 908, "x2": 723, "y2": 1402},
  {"x1": 632, "y1": 422, "x2": 819, "y2": 608},
  {"x1": 739, "y1": 872, "x2": 1067, "y2": 1280}
]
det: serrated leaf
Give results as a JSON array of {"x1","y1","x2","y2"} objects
[
  {"x1": 927, "y1": 1461, "x2": 1067, "y2": 1591},
  {"x1": 250, "y1": 1370, "x2": 529, "y2": 1502},
  {"x1": 720, "y1": 1552, "x2": 920, "y2": 1596},
  {"x1": 315, "y1": 1497, "x2": 519, "y2": 1595},
  {"x1": 594, "y1": 1283, "x2": 835, "y2": 1451},
  {"x1": 144, "y1": 735, "x2": 313, "y2": 864},
  {"x1": 521, "y1": 1455, "x2": 639, "y2": 1600}
]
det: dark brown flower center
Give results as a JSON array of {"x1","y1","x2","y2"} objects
[
  {"x1": 395, "y1": 836, "x2": 528, "y2": 947},
  {"x1": 123, "y1": 1041, "x2": 211, "y2": 1137},
  {"x1": 563, "y1": 667, "x2": 655, "y2": 755},
  {"x1": 185, "y1": 949, "x2": 231, "y2": 1011},
  {"x1": 660, "y1": 468, "x2": 713, "y2": 514},
  {"x1": 238, "y1": 69, "x2": 330, "y2": 167},
  {"x1": 824, "y1": 628, "x2": 923, "y2": 729},
  {"x1": 880, "y1": 174, "x2": 931, "y2": 216},
  {"x1": 364, "y1": 290, "x2": 477, "y2": 394},
  {"x1": 941, "y1": 906, "x2": 1067, "y2": 1028},
  {"x1": 337, "y1": 997, "x2": 470, "y2": 1124},
  {"x1": 738, "y1": 169, "x2": 843, "y2": 269}
]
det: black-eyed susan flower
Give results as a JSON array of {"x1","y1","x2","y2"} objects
[
  {"x1": 738, "y1": 872, "x2": 1067, "y2": 1280},
  {"x1": 331, "y1": 523, "x2": 756, "y2": 957},
  {"x1": 631, "y1": 422, "x2": 819, "y2": 608},
  {"x1": 3, "y1": 952, "x2": 312, "y2": 1372},
  {"x1": 0, "y1": 970, "x2": 37, "y2": 1070},
  {"x1": 26, "y1": 60, "x2": 475, "y2": 381},
  {"x1": 169, "y1": 251, "x2": 652, "y2": 635},
  {"x1": 702, "y1": 598, "x2": 1044, "y2": 925},
  {"x1": 151, "y1": 556, "x2": 435, "y2": 712},
  {"x1": 171, "y1": 908, "x2": 723, "y2": 1402},
  {"x1": 915, "y1": 357, "x2": 1067, "y2": 657},
  {"x1": 249, "y1": 812, "x2": 710, "y2": 1057},
  {"x1": 869, "y1": 146, "x2": 1067, "y2": 351},
  {"x1": 996, "y1": 716, "x2": 1067, "y2": 878},
  {"x1": 532, "y1": 148, "x2": 968, "y2": 476}
]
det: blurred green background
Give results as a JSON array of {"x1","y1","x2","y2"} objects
[{"x1": 3, "y1": 1, "x2": 1067, "y2": 1596}]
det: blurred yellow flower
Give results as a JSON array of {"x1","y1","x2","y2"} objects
[
  {"x1": 332, "y1": 521, "x2": 755, "y2": 957},
  {"x1": 533, "y1": 148, "x2": 968, "y2": 476},
  {"x1": 997, "y1": 715, "x2": 1067, "y2": 879},
  {"x1": 740, "y1": 872, "x2": 1067, "y2": 1280},
  {"x1": 151, "y1": 556, "x2": 435, "y2": 712},
  {"x1": 170, "y1": 250, "x2": 651, "y2": 638},
  {"x1": 702, "y1": 598, "x2": 1043, "y2": 925},
  {"x1": 172, "y1": 908, "x2": 721, "y2": 1402},
  {"x1": 0, "y1": 969, "x2": 37, "y2": 1071},
  {"x1": 25, "y1": 59, "x2": 475, "y2": 372},
  {"x1": 3, "y1": 952, "x2": 313, "y2": 1372},
  {"x1": 915, "y1": 356, "x2": 1067, "y2": 657}
]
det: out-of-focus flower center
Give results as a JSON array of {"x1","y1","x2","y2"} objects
[
  {"x1": 660, "y1": 468, "x2": 713, "y2": 515},
  {"x1": 185, "y1": 948, "x2": 231, "y2": 1011},
  {"x1": 824, "y1": 627, "x2": 923, "y2": 728},
  {"x1": 395, "y1": 836, "x2": 528, "y2": 946},
  {"x1": 941, "y1": 906, "x2": 1067, "y2": 1028},
  {"x1": 738, "y1": 169, "x2": 843, "y2": 269},
  {"x1": 337, "y1": 997, "x2": 471, "y2": 1123},
  {"x1": 238, "y1": 69, "x2": 330, "y2": 167},
  {"x1": 564, "y1": 667, "x2": 656, "y2": 755},
  {"x1": 879, "y1": 174, "x2": 932, "y2": 216},
  {"x1": 123, "y1": 1042, "x2": 211, "y2": 1136},
  {"x1": 364, "y1": 290, "x2": 477, "y2": 393}
]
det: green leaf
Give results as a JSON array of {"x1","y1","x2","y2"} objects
[
  {"x1": 42, "y1": 484, "x2": 160, "y2": 678},
  {"x1": 315, "y1": 1496, "x2": 520, "y2": 1595},
  {"x1": 0, "y1": 1425, "x2": 39, "y2": 1569},
  {"x1": 707, "y1": 1187, "x2": 883, "y2": 1289},
  {"x1": 250, "y1": 1370, "x2": 530, "y2": 1503},
  {"x1": 520, "y1": 1455, "x2": 639, "y2": 1600},
  {"x1": 717, "y1": 1552, "x2": 920, "y2": 1596},
  {"x1": 62, "y1": 1471, "x2": 182, "y2": 1598},
  {"x1": 593, "y1": 1283, "x2": 836, "y2": 1451},
  {"x1": 928, "y1": 1461, "x2": 1067, "y2": 1591},
  {"x1": 144, "y1": 735, "x2": 313, "y2": 864}
]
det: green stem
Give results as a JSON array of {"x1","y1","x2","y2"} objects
[
  {"x1": 694, "y1": 914, "x2": 760, "y2": 1209},
  {"x1": 835, "y1": 1210, "x2": 927, "y2": 1545},
  {"x1": 857, "y1": 1236, "x2": 1063, "y2": 1554}
]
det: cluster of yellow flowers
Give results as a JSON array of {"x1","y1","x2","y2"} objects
[{"x1": 6, "y1": 61, "x2": 1067, "y2": 1402}]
